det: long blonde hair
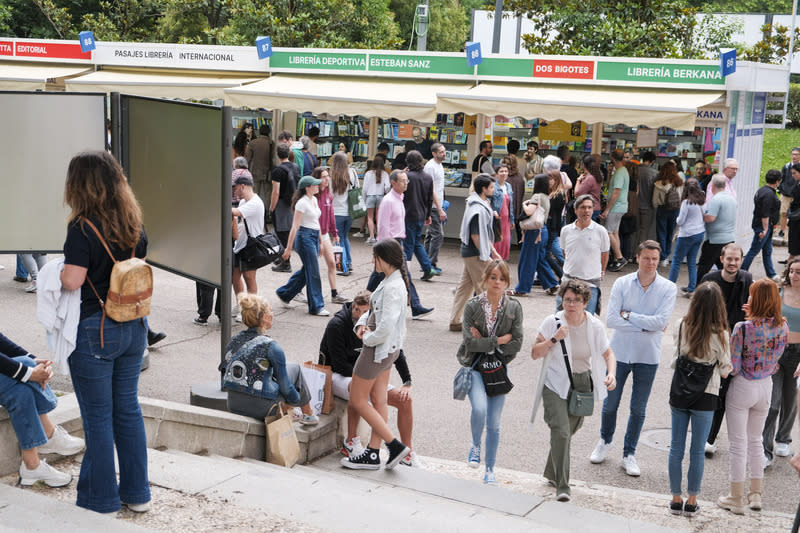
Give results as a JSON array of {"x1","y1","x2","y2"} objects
[
  {"x1": 64, "y1": 151, "x2": 143, "y2": 249},
  {"x1": 330, "y1": 152, "x2": 351, "y2": 195}
]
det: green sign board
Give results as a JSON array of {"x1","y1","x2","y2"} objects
[
  {"x1": 368, "y1": 54, "x2": 473, "y2": 75},
  {"x1": 270, "y1": 50, "x2": 367, "y2": 71},
  {"x1": 596, "y1": 61, "x2": 724, "y2": 85},
  {"x1": 477, "y1": 57, "x2": 534, "y2": 77}
]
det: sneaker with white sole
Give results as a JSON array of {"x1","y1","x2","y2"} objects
[
  {"x1": 556, "y1": 492, "x2": 571, "y2": 502},
  {"x1": 590, "y1": 439, "x2": 612, "y2": 464},
  {"x1": 775, "y1": 442, "x2": 791, "y2": 457},
  {"x1": 294, "y1": 292, "x2": 307, "y2": 303},
  {"x1": 37, "y1": 425, "x2": 85, "y2": 456},
  {"x1": 467, "y1": 444, "x2": 481, "y2": 468},
  {"x1": 341, "y1": 436, "x2": 365, "y2": 458},
  {"x1": 124, "y1": 501, "x2": 151, "y2": 513},
  {"x1": 622, "y1": 454, "x2": 641, "y2": 476},
  {"x1": 353, "y1": 232, "x2": 365, "y2": 238},
  {"x1": 341, "y1": 447, "x2": 380, "y2": 470},
  {"x1": 705, "y1": 441, "x2": 717, "y2": 456},
  {"x1": 400, "y1": 451, "x2": 423, "y2": 468},
  {"x1": 300, "y1": 414, "x2": 319, "y2": 426},
  {"x1": 483, "y1": 470, "x2": 498, "y2": 485},
  {"x1": 385, "y1": 439, "x2": 410, "y2": 470},
  {"x1": 331, "y1": 294, "x2": 350, "y2": 304},
  {"x1": 25, "y1": 281, "x2": 37, "y2": 293},
  {"x1": 312, "y1": 309, "x2": 330, "y2": 317},
  {"x1": 19, "y1": 459, "x2": 72, "y2": 487}
]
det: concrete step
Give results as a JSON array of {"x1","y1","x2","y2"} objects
[
  {"x1": 0, "y1": 483, "x2": 156, "y2": 533},
  {"x1": 148, "y1": 448, "x2": 682, "y2": 533}
]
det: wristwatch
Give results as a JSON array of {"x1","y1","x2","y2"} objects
[
  {"x1": 622, "y1": 310, "x2": 631, "y2": 321},
  {"x1": 550, "y1": 337, "x2": 558, "y2": 345}
]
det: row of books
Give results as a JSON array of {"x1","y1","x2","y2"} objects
[
  {"x1": 428, "y1": 126, "x2": 468, "y2": 144},
  {"x1": 299, "y1": 119, "x2": 370, "y2": 138}
]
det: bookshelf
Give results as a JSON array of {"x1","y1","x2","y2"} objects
[
  {"x1": 297, "y1": 114, "x2": 370, "y2": 167},
  {"x1": 232, "y1": 109, "x2": 272, "y2": 137}
]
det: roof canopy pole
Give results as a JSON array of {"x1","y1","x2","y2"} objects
[
  {"x1": 492, "y1": 0, "x2": 503, "y2": 54},
  {"x1": 591, "y1": 123, "x2": 603, "y2": 156},
  {"x1": 368, "y1": 117, "x2": 379, "y2": 159}
]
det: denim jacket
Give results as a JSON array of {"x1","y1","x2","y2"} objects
[
  {"x1": 490, "y1": 181, "x2": 515, "y2": 226},
  {"x1": 220, "y1": 328, "x2": 300, "y2": 404}
]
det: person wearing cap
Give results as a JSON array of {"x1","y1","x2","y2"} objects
[
  {"x1": 232, "y1": 170, "x2": 265, "y2": 297},
  {"x1": 276, "y1": 175, "x2": 330, "y2": 316}
]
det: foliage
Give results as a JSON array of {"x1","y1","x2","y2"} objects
[
  {"x1": 789, "y1": 83, "x2": 800, "y2": 128},
  {"x1": 740, "y1": 24, "x2": 800, "y2": 63},
  {"x1": 0, "y1": 5, "x2": 13, "y2": 36},
  {"x1": 503, "y1": 0, "x2": 736, "y2": 58},
  {"x1": 761, "y1": 123, "x2": 798, "y2": 183},
  {"x1": 80, "y1": 1, "x2": 163, "y2": 42},
  {"x1": 219, "y1": 0, "x2": 401, "y2": 49},
  {"x1": 428, "y1": 0, "x2": 469, "y2": 51},
  {"x1": 690, "y1": 0, "x2": 794, "y2": 13}
]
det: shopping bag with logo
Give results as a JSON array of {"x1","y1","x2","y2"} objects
[
  {"x1": 300, "y1": 364, "x2": 327, "y2": 416},
  {"x1": 333, "y1": 245, "x2": 345, "y2": 273},
  {"x1": 307, "y1": 358, "x2": 334, "y2": 414},
  {"x1": 265, "y1": 405, "x2": 301, "y2": 468}
]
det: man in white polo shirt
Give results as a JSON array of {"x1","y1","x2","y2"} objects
[{"x1": 558, "y1": 194, "x2": 610, "y2": 315}]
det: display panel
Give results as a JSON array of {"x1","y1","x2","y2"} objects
[
  {"x1": 0, "y1": 92, "x2": 106, "y2": 252},
  {"x1": 122, "y1": 96, "x2": 224, "y2": 285}
]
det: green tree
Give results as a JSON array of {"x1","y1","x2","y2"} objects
[
  {"x1": 221, "y1": 0, "x2": 400, "y2": 49},
  {"x1": 156, "y1": 0, "x2": 233, "y2": 44},
  {"x1": 740, "y1": 23, "x2": 800, "y2": 63},
  {"x1": 504, "y1": 0, "x2": 736, "y2": 58},
  {"x1": 80, "y1": 0, "x2": 163, "y2": 41},
  {"x1": 689, "y1": 0, "x2": 794, "y2": 13},
  {"x1": 428, "y1": 0, "x2": 469, "y2": 51}
]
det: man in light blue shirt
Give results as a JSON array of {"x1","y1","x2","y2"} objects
[
  {"x1": 697, "y1": 174, "x2": 738, "y2": 281},
  {"x1": 590, "y1": 240, "x2": 676, "y2": 477}
]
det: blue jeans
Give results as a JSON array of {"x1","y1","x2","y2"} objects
[
  {"x1": 15, "y1": 255, "x2": 28, "y2": 279},
  {"x1": 68, "y1": 312, "x2": 150, "y2": 513},
  {"x1": 334, "y1": 215, "x2": 353, "y2": 273},
  {"x1": 468, "y1": 369, "x2": 506, "y2": 471},
  {"x1": 669, "y1": 232, "x2": 704, "y2": 292},
  {"x1": 669, "y1": 406, "x2": 714, "y2": 495},
  {"x1": 545, "y1": 233, "x2": 564, "y2": 279},
  {"x1": 600, "y1": 361, "x2": 659, "y2": 457},
  {"x1": 556, "y1": 286, "x2": 600, "y2": 315},
  {"x1": 404, "y1": 219, "x2": 432, "y2": 273},
  {"x1": 656, "y1": 207, "x2": 679, "y2": 260},
  {"x1": 515, "y1": 226, "x2": 558, "y2": 293},
  {"x1": 276, "y1": 227, "x2": 325, "y2": 314},
  {"x1": 0, "y1": 356, "x2": 57, "y2": 450},
  {"x1": 742, "y1": 226, "x2": 776, "y2": 277}
]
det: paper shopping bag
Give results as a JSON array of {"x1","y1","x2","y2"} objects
[
  {"x1": 305, "y1": 359, "x2": 334, "y2": 414},
  {"x1": 265, "y1": 406, "x2": 300, "y2": 468}
]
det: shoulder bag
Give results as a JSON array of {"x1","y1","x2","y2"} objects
[
  {"x1": 519, "y1": 196, "x2": 546, "y2": 231},
  {"x1": 669, "y1": 322, "x2": 717, "y2": 409},
  {"x1": 475, "y1": 307, "x2": 514, "y2": 397},
  {"x1": 347, "y1": 168, "x2": 367, "y2": 219},
  {"x1": 453, "y1": 354, "x2": 482, "y2": 401},
  {"x1": 556, "y1": 321, "x2": 594, "y2": 417},
  {"x1": 237, "y1": 218, "x2": 284, "y2": 269}
]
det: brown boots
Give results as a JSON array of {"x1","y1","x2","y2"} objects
[
  {"x1": 747, "y1": 478, "x2": 762, "y2": 511},
  {"x1": 717, "y1": 481, "x2": 745, "y2": 515}
]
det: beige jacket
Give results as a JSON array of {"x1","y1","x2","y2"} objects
[{"x1": 671, "y1": 319, "x2": 732, "y2": 395}]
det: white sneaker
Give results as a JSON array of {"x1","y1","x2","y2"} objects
[
  {"x1": 660, "y1": 259, "x2": 670, "y2": 268},
  {"x1": 400, "y1": 451, "x2": 423, "y2": 468},
  {"x1": 353, "y1": 232, "x2": 365, "y2": 238},
  {"x1": 231, "y1": 305, "x2": 240, "y2": 317},
  {"x1": 775, "y1": 443, "x2": 791, "y2": 457},
  {"x1": 765, "y1": 454, "x2": 773, "y2": 467},
  {"x1": 342, "y1": 436, "x2": 365, "y2": 458},
  {"x1": 37, "y1": 426, "x2": 85, "y2": 456},
  {"x1": 590, "y1": 439, "x2": 612, "y2": 464},
  {"x1": 705, "y1": 442, "x2": 717, "y2": 456},
  {"x1": 19, "y1": 459, "x2": 72, "y2": 487},
  {"x1": 622, "y1": 455, "x2": 641, "y2": 476},
  {"x1": 124, "y1": 501, "x2": 151, "y2": 513},
  {"x1": 235, "y1": 314, "x2": 242, "y2": 323},
  {"x1": 313, "y1": 309, "x2": 330, "y2": 317},
  {"x1": 294, "y1": 292, "x2": 307, "y2": 303},
  {"x1": 25, "y1": 281, "x2": 37, "y2": 293}
]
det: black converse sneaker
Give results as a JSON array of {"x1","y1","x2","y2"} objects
[
  {"x1": 385, "y1": 439, "x2": 411, "y2": 470},
  {"x1": 340, "y1": 446, "x2": 380, "y2": 470}
]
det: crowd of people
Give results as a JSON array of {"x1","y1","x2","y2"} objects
[{"x1": 5, "y1": 137, "x2": 800, "y2": 522}]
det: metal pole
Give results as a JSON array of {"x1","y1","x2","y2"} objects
[
  {"x1": 783, "y1": 0, "x2": 798, "y2": 128},
  {"x1": 220, "y1": 106, "x2": 233, "y2": 371},
  {"x1": 492, "y1": 0, "x2": 504, "y2": 54},
  {"x1": 515, "y1": 13, "x2": 522, "y2": 54},
  {"x1": 417, "y1": 0, "x2": 430, "y2": 52}
]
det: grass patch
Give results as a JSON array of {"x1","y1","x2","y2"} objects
[{"x1": 762, "y1": 128, "x2": 799, "y2": 178}]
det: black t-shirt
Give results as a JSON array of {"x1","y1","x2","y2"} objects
[
  {"x1": 716, "y1": 278, "x2": 746, "y2": 331},
  {"x1": 460, "y1": 215, "x2": 481, "y2": 258},
  {"x1": 63, "y1": 218, "x2": 148, "y2": 320},
  {"x1": 547, "y1": 192, "x2": 566, "y2": 235},
  {"x1": 270, "y1": 162, "x2": 296, "y2": 203},
  {"x1": 751, "y1": 185, "x2": 780, "y2": 228}
]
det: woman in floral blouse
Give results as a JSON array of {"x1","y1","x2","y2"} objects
[{"x1": 717, "y1": 279, "x2": 788, "y2": 515}]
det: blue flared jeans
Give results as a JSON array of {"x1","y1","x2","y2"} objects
[{"x1": 276, "y1": 227, "x2": 325, "y2": 314}]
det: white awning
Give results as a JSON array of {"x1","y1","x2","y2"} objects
[
  {"x1": 0, "y1": 62, "x2": 92, "y2": 91},
  {"x1": 437, "y1": 83, "x2": 724, "y2": 130},
  {"x1": 65, "y1": 69, "x2": 263, "y2": 100},
  {"x1": 225, "y1": 75, "x2": 472, "y2": 122}
]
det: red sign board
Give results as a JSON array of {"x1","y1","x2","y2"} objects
[
  {"x1": 0, "y1": 41, "x2": 13, "y2": 56},
  {"x1": 14, "y1": 41, "x2": 90, "y2": 60},
  {"x1": 533, "y1": 59, "x2": 594, "y2": 80}
]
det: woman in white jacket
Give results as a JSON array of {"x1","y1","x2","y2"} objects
[
  {"x1": 530, "y1": 279, "x2": 617, "y2": 502},
  {"x1": 341, "y1": 239, "x2": 412, "y2": 470}
]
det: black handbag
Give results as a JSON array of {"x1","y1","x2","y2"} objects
[
  {"x1": 788, "y1": 206, "x2": 800, "y2": 221},
  {"x1": 556, "y1": 321, "x2": 594, "y2": 417},
  {"x1": 669, "y1": 322, "x2": 716, "y2": 409},
  {"x1": 477, "y1": 352, "x2": 513, "y2": 397},
  {"x1": 237, "y1": 218, "x2": 284, "y2": 269}
]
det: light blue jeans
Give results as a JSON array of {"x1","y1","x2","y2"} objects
[
  {"x1": 669, "y1": 232, "x2": 704, "y2": 292},
  {"x1": 0, "y1": 356, "x2": 57, "y2": 449},
  {"x1": 668, "y1": 406, "x2": 714, "y2": 495},
  {"x1": 600, "y1": 361, "x2": 659, "y2": 457},
  {"x1": 468, "y1": 369, "x2": 506, "y2": 471},
  {"x1": 334, "y1": 215, "x2": 353, "y2": 273}
]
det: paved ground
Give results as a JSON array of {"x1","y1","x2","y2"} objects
[{"x1": 2, "y1": 234, "x2": 799, "y2": 522}]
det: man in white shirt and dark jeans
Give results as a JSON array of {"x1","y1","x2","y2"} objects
[{"x1": 423, "y1": 142, "x2": 448, "y2": 274}]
